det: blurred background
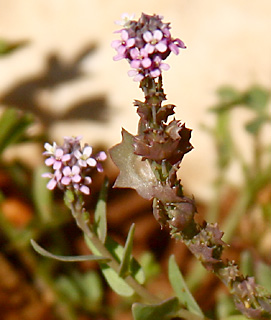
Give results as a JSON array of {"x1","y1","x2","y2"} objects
[
  {"x1": 0, "y1": 0, "x2": 270, "y2": 197},
  {"x1": 0, "y1": 1, "x2": 270, "y2": 319}
]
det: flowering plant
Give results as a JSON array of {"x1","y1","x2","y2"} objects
[{"x1": 32, "y1": 12, "x2": 271, "y2": 320}]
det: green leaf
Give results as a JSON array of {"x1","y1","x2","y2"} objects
[
  {"x1": 132, "y1": 297, "x2": 179, "y2": 320},
  {"x1": 85, "y1": 236, "x2": 134, "y2": 296},
  {"x1": 217, "y1": 86, "x2": 240, "y2": 103},
  {"x1": 72, "y1": 271, "x2": 103, "y2": 305},
  {"x1": 139, "y1": 251, "x2": 161, "y2": 281},
  {"x1": 85, "y1": 234, "x2": 145, "y2": 297},
  {"x1": 94, "y1": 178, "x2": 109, "y2": 243},
  {"x1": 0, "y1": 39, "x2": 28, "y2": 55},
  {"x1": 56, "y1": 275, "x2": 81, "y2": 303},
  {"x1": 216, "y1": 291, "x2": 237, "y2": 319},
  {"x1": 240, "y1": 250, "x2": 254, "y2": 277},
  {"x1": 0, "y1": 109, "x2": 34, "y2": 154},
  {"x1": 33, "y1": 166, "x2": 52, "y2": 223},
  {"x1": 168, "y1": 255, "x2": 204, "y2": 317},
  {"x1": 31, "y1": 239, "x2": 110, "y2": 263},
  {"x1": 245, "y1": 116, "x2": 268, "y2": 135},
  {"x1": 256, "y1": 261, "x2": 271, "y2": 292},
  {"x1": 244, "y1": 86, "x2": 269, "y2": 113},
  {"x1": 56, "y1": 271, "x2": 103, "y2": 308},
  {"x1": 215, "y1": 110, "x2": 233, "y2": 169},
  {"x1": 210, "y1": 86, "x2": 241, "y2": 113},
  {"x1": 119, "y1": 223, "x2": 135, "y2": 278}
]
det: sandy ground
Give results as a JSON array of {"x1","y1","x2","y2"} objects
[{"x1": 0, "y1": 0, "x2": 270, "y2": 199}]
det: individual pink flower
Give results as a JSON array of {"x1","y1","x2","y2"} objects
[
  {"x1": 114, "y1": 13, "x2": 135, "y2": 28},
  {"x1": 61, "y1": 165, "x2": 81, "y2": 185},
  {"x1": 43, "y1": 142, "x2": 58, "y2": 156},
  {"x1": 143, "y1": 30, "x2": 168, "y2": 54},
  {"x1": 130, "y1": 48, "x2": 151, "y2": 69},
  {"x1": 169, "y1": 38, "x2": 186, "y2": 55},
  {"x1": 128, "y1": 69, "x2": 144, "y2": 82},
  {"x1": 111, "y1": 30, "x2": 135, "y2": 61},
  {"x1": 74, "y1": 146, "x2": 97, "y2": 167},
  {"x1": 45, "y1": 147, "x2": 71, "y2": 170},
  {"x1": 74, "y1": 176, "x2": 92, "y2": 195},
  {"x1": 150, "y1": 56, "x2": 170, "y2": 78},
  {"x1": 42, "y1": 170, "x2": 62, "y2": 190}
]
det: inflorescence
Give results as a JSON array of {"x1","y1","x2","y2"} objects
[
  {"x1": 42, "y1": 136, "x2": 106, "y2": 195},
  {"x1": 111, "y1": 13, "x2": 186, "y2": 81}
]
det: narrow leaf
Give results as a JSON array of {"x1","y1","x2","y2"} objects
[
  {"x1": 85, "y1": 235, "x2": 134, "y2": 297},
  {"x1": 33, "y1": 166, "x2": 52, "y2": 223},
  {"x1": 132, "y1": 297, "x2": 179, "y2": 320},
  {"x1": 85, "y1": 233, "x2": 145, "y2": 297},
  {"x1": 0, "y1": 111, "x2": 33, "y2": 154},
  {"x1": 256, "y1": 261, "x2": 271, "y2": 292},
  {"x1": 119, "y1": 223, "x2": 135, "y2": 278},
  {"x1": 31, "y1": 239, "x2": 110, "y2": 262},
  {"x1": 0, "y1": 109, "x2": 19, "y2": 153},
  {"x1": 0, "y1": 39, "x2": 28, "y2": 55},
  {"x1": 240, "y1": 250, "x2": 254, "y2": 277},
  {"x1": 168, "y1": 255, "x2": 204, "y2": 317},
  {"x1": 105, "y1": 235, "x2": 145, "y2": 284},
  {"x1": 94, "y1": 177, "x2": 109, "y2": 243}
]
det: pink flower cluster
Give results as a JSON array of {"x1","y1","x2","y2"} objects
[
  {"x1": 111, "y1": 13, "x2": 186, "y2": 81},
  {"x1": 42, "y1": 136, "x2": 106, "y2": 195}
]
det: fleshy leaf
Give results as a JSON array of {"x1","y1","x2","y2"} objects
[
  {"x1": 31, "y1": 239, "x2": 110, "y2": 263},
  {"x1": 168, "y1": 255, "x2": 204, "y2": 317},
  {"x1": 119, "y1": 223, "x2": 135, "y2": 278},
  {"x1": 94, "y1": 177, "x2": 109, "y2": 243},
  {"x1": 85, "y1": 234, "x2": 145, "y2": 297},
  {"x1": 109, "y1": 129, "x2": 158, "y2": 200},
  {"x1": 132, "y1": 297, "x2": 179, "y2": 320}
]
